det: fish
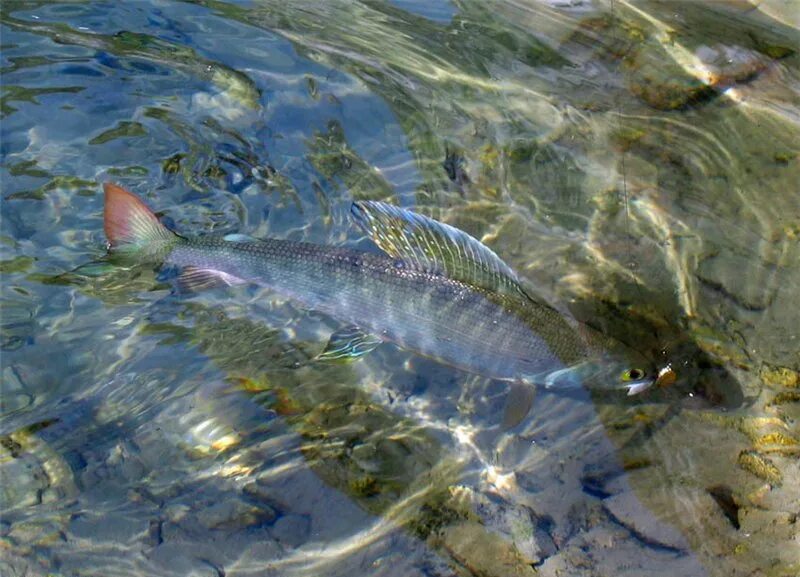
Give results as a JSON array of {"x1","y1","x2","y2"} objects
[{"x1": 102, "y1": 182, "x2": 673, "y2": 417}]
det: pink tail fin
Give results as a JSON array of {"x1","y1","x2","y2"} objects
[{"x1": 103, "y1": 183, "x2": 175, "y2": 251}]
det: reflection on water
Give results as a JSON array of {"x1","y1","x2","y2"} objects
[{"x1": 1, "y1": 1, "x2": 798, "y2": 576}]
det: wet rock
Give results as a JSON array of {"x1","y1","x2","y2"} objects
[
  {"x1": 164, "y1": 503, "x2": 192, "y2": 524},
  {"x1": 7, "y1": 518, "x2": 65, "y2": 548},
  {"x1": 448, "y1": 484, "x2": 556, "y2": 565},
  {"x1": 625, "y1": 40, "x2": 718, "y2": 111},
  {"x1": 226, "y1": 540, "x2": 283, "y2": 577},
  {"x1": 69, "y1": 512, "x2": 147, "y2": 544},
  {"x1": 738, "y1": 507, "x2": 796, "y2": 534},
  {"x1": 195, "y1": 497, "x2": 274, "y2": 531},
  {"x1": 0, "y1": 426, "x2": 78, "y2": 511},
  {"x1": 691, "y1": 44, "x2": 770, "y2": 89},
  {"x1": 0, "y1": 552, "x2": 53, "y2": 577},
  {"x1": 242, "y1": 481, "x2": 283, "y2": 514},
  {"x1": 602, "y1": 491, "x2": 687, "y2": 550},
  {"x1": 435, "y1": 520, "x2": 538, "y2": 577},
  {"x1": 148, "y1": 542, "x2": 223, "y2": 577},
  {"x1": 270, "y1": 514, "x2": 310, "y2": 549}
]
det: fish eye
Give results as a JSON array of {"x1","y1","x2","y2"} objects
[{"x1": 622, "y1": 368, "x2": 645, "y2": 381}]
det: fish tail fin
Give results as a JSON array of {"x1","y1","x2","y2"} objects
[{"x1": 103, "y1": 183, "x2": 179, "y2": 258}]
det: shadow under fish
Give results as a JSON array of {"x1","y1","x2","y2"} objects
[{"x1": 100, "y1": 182, "x2": 696, "y2": 426}]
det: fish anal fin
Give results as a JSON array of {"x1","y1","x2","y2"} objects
[
  {"x1": 351, "y1": 201, "x2": 525, "y2": 297},
  {"x1": 177, "y1": 266, "x2": 245, "y2": 293},
  {"x1": 317, "y1": 325, "x2": 382, "y2": 363}
]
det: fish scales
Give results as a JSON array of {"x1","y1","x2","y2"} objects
[{"x1": 169, "y1": 236, "x2": 588, "y2": 380}]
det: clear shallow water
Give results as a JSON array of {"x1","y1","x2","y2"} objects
[{"x1": 1, "y1": 1, "x2": 799, "y2": 576}]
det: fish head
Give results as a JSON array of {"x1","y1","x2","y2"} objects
[
  {"x1": 568, "y1": 337, "x2": 746, "y2": 409},
  {"x1": 542, "y1": 354, "x2": 660, "y2": 395}
]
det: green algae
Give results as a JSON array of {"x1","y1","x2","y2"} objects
[
  {"x1": 5, "y1": 176, "x2": 96, "y2": 201},
  {"x1": 162, "y1": 153, "x2": 185, "y2": 175},
  {"x1": 0, "y1": 85, "x2": 85, "y2": 116},
  {"x1": 737, "y1": 450, "x2": 782, "y2": 485},
  {"x1": 106, "y1": 166, "x2": 150, "y2": 177},
  {"x1": 768, "y1": 391, "x2": 800, "y2": 406},
  {"x1": 306, "y1": 120, "x2": 395, "y2": 203},
  {"x1": 0, "y1": 256, "x2": 35, "y2": 274},
  {"x1": 88, "y1": 121, "x2": 148, "y2": 145},
  {"x1": 5, "y1": 159, "x2": 50, "y2": 178},
  {"x1": 760, "y1": 364, "x2": 799, "y2": 388}
]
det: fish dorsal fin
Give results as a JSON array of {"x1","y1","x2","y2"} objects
[{"x1": 351, "y1": 201, "x2": 526, "y2": 296}]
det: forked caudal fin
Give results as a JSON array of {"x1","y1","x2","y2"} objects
[{"x1": 103, "y1": 183, "x2": 178, "y2": 255}]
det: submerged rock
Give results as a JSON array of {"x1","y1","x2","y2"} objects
[
  {"x1": 602, "y1": 491, "x2": 687, "y2": 550},
  {"x1": 434, "y1": 521, "x2": 538, "y2": 577},
  {"x1": 271, "y1": 514, "x2": 311, "y2": 549}
]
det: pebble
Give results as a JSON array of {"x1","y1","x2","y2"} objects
[{"x1": 195, "y1": 497, "x2": 275, "y2": 530}]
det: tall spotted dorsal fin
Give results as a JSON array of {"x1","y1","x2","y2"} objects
[{"x1": 351, "y1": 201, "x2": 527, "y2": 297}]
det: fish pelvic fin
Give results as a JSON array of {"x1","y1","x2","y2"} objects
[
  {"x1": 103, "y1": 183, "x2": 179, "y2": 257},
  {"x1": 351, "y1": 201, "x2": 528, "y2": 298},
  {"x1": 501, "y1": 381, "x2": 536, "y2": 429}
]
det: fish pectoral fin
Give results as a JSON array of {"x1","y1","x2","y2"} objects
[
  {"x1": 176, "y1": 266, "x2": 246, "y2": 293},
  {"x1": 501, "y1": 381, "x2": 536, "y2": 430},
  {"x1": 317, "y1": 325, "x2": 382, "y2": 363}
]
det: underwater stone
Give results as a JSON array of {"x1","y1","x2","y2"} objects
[
  {"x1": 227, "y1": 540, "x2": 283, "y2": 576},
  {"x1": 271, "y1": 514, "x2": 310, "y2": 549},
  {"x1": 69, "y1": 512, "x2": 147, "y2": 544},
  {"x1": 148, "y1": 542, "x2": 222, "y2": 577},
  {"x1": 625, "y1": 44, "x2": 718, "y2": 110},
  {"x1": 737, "y1": 507, "x2": 795, "y2": 534},
  {"x1": 435, "y1": 520, "x2": 538, "y2": 577},
  {"x1": 602, "y1": 492, "x2": 687, "y2": 551},
  {"x1": 195, "y1": 497, "x2": 273, "y2": 531}
]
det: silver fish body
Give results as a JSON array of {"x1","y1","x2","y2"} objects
[
  {"x1": 167, "y1": 236, "x2": 595, "y2": 382},
  {"x1": 102, "y1": 183, "x2": 659, "y2": 394}
]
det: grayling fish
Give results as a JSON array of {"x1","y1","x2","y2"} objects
[{"x1": 103, "y1": 183, "x2": 673, "y2": 406}]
